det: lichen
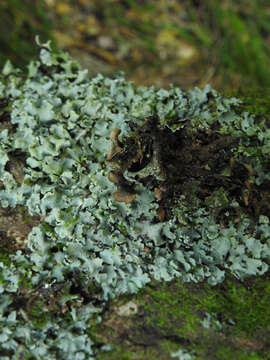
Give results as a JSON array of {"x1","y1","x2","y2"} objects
[{"x1": 0, "y1": 38, "x2": 270, "y2": 359}]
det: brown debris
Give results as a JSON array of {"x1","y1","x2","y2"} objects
[
  {"x1": 158, "y1": 207, "x2": 165, "y2": 222},
  {"x1": 106, "y1": 128, "x2": 123, "y2": 163},
  {"x1": 154, "y1": 187, "x2": 163, "y2": 201},
  {"x1": 108, "y1": 170, "x2": 136, "y2": 203},
  {"x1": 106, "y1": 129, "x2": 138, "y2": 204},
  {"x1": 0, "y1": 207, "x2": 40, "y2": 250},
  {"x1": 113, "y1": 188, "x2": 136, "y2": 203},
  {"x1": 108, "y1": 170, "x2": 121, "y2": 184}
]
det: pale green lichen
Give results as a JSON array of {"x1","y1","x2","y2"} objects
[{"x1": 0, "y1": 39, "x2": 270, "y2": 359}]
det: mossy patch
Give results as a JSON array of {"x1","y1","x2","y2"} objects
[
  {"x1": 227, "y1": 87, "x2": 270, "y2": 126},
  {"x1": 94, "y1": 275, "x2": 270, "y2": 359},
  {"x1": 201, "y1": 275, "x2": 270, "y2": 338}
]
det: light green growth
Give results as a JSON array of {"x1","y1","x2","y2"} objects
[
  {"x1": 94, "y1": 275, "x2": 270, "y2": 359},
  {"x1": 0, "y1": 40, "x2": 270, "y2": 358}
]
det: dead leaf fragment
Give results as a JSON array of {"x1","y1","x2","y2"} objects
[{"x1": 113, "y1": 188, "x2": 136, "y2": 203}]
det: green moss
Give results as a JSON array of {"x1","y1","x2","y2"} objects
[
  {"x1": 216, "y1": 346, "x2": 265, "y2": 360},
  {"x1": 228, "y1": 87, "x2": 270, "y2": 126},
  {"x1": 200, "y1": 275, "x2": 270, "y2": 337},
  {"x1": 114, "y1": 275, "x2": 270, "y2": 359},
  {"x1": 137, "y1": 280, "x2": 202, "y2": 339},
  {"x1": 96, "y1": 341, "x2": 180, "y2": 360},
  {"x1": 0, "y1": 244, "x2": 14, "y2": 267},
  {"x1": 22, "y1": 354, "x2": 36, "y2": 360},
  {"x1": 96, "y1": 346, "x2": 134, "y2": 360},
  {"x1": 27, "y1": 297, "x2": 49, "y2": 329}
]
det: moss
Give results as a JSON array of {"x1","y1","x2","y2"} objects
[
  {"x1": 0, "y1": 242, "x2": 14, "y2": 267},
  {"x1": 22, "y1": 354, "x2": 36, "y2": 360},
  {"x1": 0, "y1": 226, "x2": 18, "y2": 268},
  {"x1": 215, "y1": 346, "x2": 266, "y2": 360},
  {"x1": 96, "y1": 346, "x2": 134, "y2": 360},
  {"x1": 95, "y1": 341, "x2": 181, "y2": 360},
  {"x1": 137, "y1": 280, "x2": 202, "y2": 338},
  {"x1": 200, "y1": 275, "x2": 270, "y2": 338},
  {"x1": 27, "y1": 297, "x2": 49, "y2": 329},
  {"x1": 94, "y1": 275, "x2": 270, "y2": 359},
  {"x1": 227, "y1": 87, "x2": 270, "y2": 125},
  {"x1": 91, "y1": 251, "x2": 270, "y2": 359}
]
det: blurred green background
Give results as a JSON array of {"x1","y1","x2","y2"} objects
[{"x1": 1, "y1": 0, "x2": 270, "y2": 92}]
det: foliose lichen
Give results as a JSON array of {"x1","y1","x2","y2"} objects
[{"x1": 0, "y1": 37, "x2": 270, "y2": 359}]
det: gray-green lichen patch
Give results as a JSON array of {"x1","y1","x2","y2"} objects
[{"x1": 0, "y1": 38, "x2": 270, "y2": 359}]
